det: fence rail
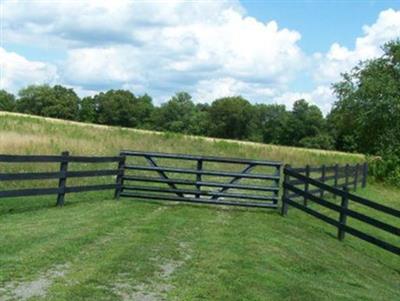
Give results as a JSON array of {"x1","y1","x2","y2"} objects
[
  {"x1": 287, "y1": 163, "x2": 367, "y2": 202},
  {"x1": 0, "y1": 152, "x2": 125, "y2": 206},
  {"x1": 281, "y1": 165, "x2": 400, "y2": 255},
  {"x1": 118, "y1": 150, "x2": 282, "y2": 208}
]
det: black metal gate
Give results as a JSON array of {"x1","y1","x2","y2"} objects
[{"x1": 116, "y1": 151, "x2": 282, "y2": 208}]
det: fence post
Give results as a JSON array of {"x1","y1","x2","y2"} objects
[
  {"x1": 344, "y1": 163, "x2": 349, "y2": 190},
  {"x1": 337, "y1": 186, "x2": 349, "y2": 241},
  {"x1": 274, "y1": 165, "x2": 281, "y2": 205},
  {"x1": 304, "y1": 165, "x2": 310, "y2": 206},
  {"x1": 56, "y1": 151, "x2": 69, "y2": 207},
  {"x1": 320, "y1": 164, "x2": 326, "y2": 198},
  {"x1": 362, "y1": 162, "x2": 368, "y2": 188},
  {"x1": 114, "y1": 154, "x2": 126, "y2": 199},
  {"x1": 353, "y1": 163, "x2": 359, "y2": 191},
  {"x1": 281, "y1": 165, "x2": 290, "y2": 216},
  {"x1": 195, "y1": 159, "x2": 203, "y2": 198},
  {"x1": 333, "y1": 164, "x2": 339, "y2": 199}
]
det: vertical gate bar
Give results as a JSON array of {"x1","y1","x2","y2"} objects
[
  {"x1": 114, "y1": 154, "x2": 126, "y2": 199},
  {"x1": 304, "y1": 165, "x2": 310, "y2": 206},
  {"x1": 320, "y1": 164, "x2": 326, "y2": 198},
  {"x1": 362, "y1": 162, "x2": 368, "y2": 188},
  {"x1": 195, "y1": 159, "x2": 203, "y2": 198},
  {"x1": 281, "y1": 165, "x2": 290, "y2": 216},
  {"x1": 338, "y1": 186, "x2": 349, "y2": 241},
  {"x1": 56, "y1": 151, "x2": 69, "y2": 207},
  {"x1": 353, "y1": 163, "x2": 359, "y2": 192}
]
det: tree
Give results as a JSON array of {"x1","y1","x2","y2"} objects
[
  {"x1": 0, "y1": 90, "x2": 15, "y2": 112},
  {"x1": 151, "y1": 92, "x2": 197, "y2": 133},
  {"x1": 134, "y1": 94, "x2": 154, "y2": 128},
  {"x1": 16, "y1": 85, "x2": 79, "y2": 120},
  {"x1": 281, "y1": 99, "x2": 326, "y2": 146},
  {"x1": 78, "y1": 96, "x2": 97, "y2": 123},
  {"x1": 248, "y1": 104, "x2": 289, "y2": 144},
  {"x1": 95, "y1": 90, "x2": 137, "y2": 127},
  {"x1": 330, "y1": 39, "x2": 400, "y2": 155},
  {"x1": 207, "y1": 96, "x2": 253, "y2": 140}
]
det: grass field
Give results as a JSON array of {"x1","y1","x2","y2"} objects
[{"x1": 0, "y1": 112, "x2": 398, "y2": 301}]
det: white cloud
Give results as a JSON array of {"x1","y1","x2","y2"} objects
[
  {"x1": 3, "y1": 0, "x2": 304, "y2": 102},
  {"x1": 272, "y1": 85, "x2": 335, "y2": 114},
  {"x1": 314, "y1": 9, "x2": 400, "y2": 83},
  {"x1": 1, "y1": 1, "x2": 400, "y2": 113},
  {"x1": 193, "y1": 77, "x2": 276, "y2": 103},
  {"x1": 0, "y1": 47, "x2": 58, "y2": 93}
]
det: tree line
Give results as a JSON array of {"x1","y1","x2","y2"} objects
[
  {"x1": 1, "y1": 40, "x2": 399, "y2": 185},
  {"x1": 0, "y1": 87, "x2": 333, "y2": 149}
]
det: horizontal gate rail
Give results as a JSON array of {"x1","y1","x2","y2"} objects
[
  {"x1": 120, "y1": 191, "x2": 277, "y2": 208},
  {"x1": 123, "y1": 185, "x2": 278, "y2": 201},
  {"x1": 120, "y1": 150, "x2": 282, "y2": 208},
  {"x1": 122, "y1": 175, "x2": 279, "y2": 192},
  {"x1": 282, "y1": 166, "x2": 400, "y2": 255},
  {"x1": 120, "y1": 150, "x2": 281, "y2": 166},
  {"x1": 124, "y1": 165, "x2": 279, "y2": 180}
]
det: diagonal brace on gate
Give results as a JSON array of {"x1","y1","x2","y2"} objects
[
  {"x1": 210, "y1": 163, "x2": 256, "y2": 200},
  {"x1": 144, "y1": 155, "x2": 184, "y2": 198}
]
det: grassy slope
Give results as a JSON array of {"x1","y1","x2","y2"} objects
[
  {"x1": 0, "y1": 112, "x2": 398, "y2": 301},
  {"x1": 0, "y1": 112, "x2": 364, "y2": 165}
]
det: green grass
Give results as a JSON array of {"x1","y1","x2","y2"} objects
[
  {"x1": 0, "y1": 112, "x2": 398, "y2": 300},
  {"x1": 0, "y1": 186, "x2": 398, "y2": 301}
]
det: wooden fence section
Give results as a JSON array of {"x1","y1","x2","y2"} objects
[
  {"x1": 0, "y1": 152, "x2": 125, "y2": 206},
  {"x1": 288, "y1": 163, "x2": 367, "y2": 200},
  {"x1": 118, "y1": 150, "x2": 282, "y2": 208},
  {"x1": 281, "y1": 166, "x2": 400, "y2": 255}
]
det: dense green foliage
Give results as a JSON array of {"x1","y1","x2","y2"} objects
[
  {"x1": 2, "y1": 40, "x2": 400, "y2": 184},
  {"x1": 0, "y1": 90, "x2": 15, "y2": 112},
  {"x1": 2, "y1": 86, "x2": 331, "y2": 149},
  {"x1": 329, "y1": 40, "x2": 400, "y2": 185},
  {"x1": 16, "y1": 85, "x2": 79, "y2": 120}
]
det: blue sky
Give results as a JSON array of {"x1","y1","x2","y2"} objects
[
  {"x1": 243, "y1": 0, "x2": 400, "y2": 52},
  {"x1": 1, "y1": 0, "x2": 400, "y2": 113}
]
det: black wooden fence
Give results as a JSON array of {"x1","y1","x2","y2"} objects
[
  {"x1": 0, "y1": 152, "x2": 124, "y2": 206},
  {"x1": 281, "y1": 165, "x2": 400, "y2": 255},
  {"x1": 117, "y1": 150, "x2": 282, "y2": 208},
  {"x1": 288, "y1": 163, "x2": 367, "y2": 198}
]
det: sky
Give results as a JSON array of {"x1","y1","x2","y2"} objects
[{"x1": 1, "y1": 0, "x2": 400, "y2": 113}]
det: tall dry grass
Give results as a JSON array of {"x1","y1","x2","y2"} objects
[{"x1": 0, "y1": 112, "x2": 364, "y2": 166}]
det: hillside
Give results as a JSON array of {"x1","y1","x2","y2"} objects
[
  {"x1": 0, "y1": 112, "x2": 398, "y2": 301},
  {"x1": 0, "y1": 112, "x2": 364, "y2": 165}
]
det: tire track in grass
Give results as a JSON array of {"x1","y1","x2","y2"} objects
[
  {"x1": 108, "y1": 205, "x2": 206, "y2": 301},
  {"x1": 42, "y1": 203, "x2": 190, "y2": 300},
  {"x1": 0, "y1": 200, "x2": 161, "y2": 286},
  {"x1": 164, "y1": 205, "x2": 239, "y2": 300}
]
